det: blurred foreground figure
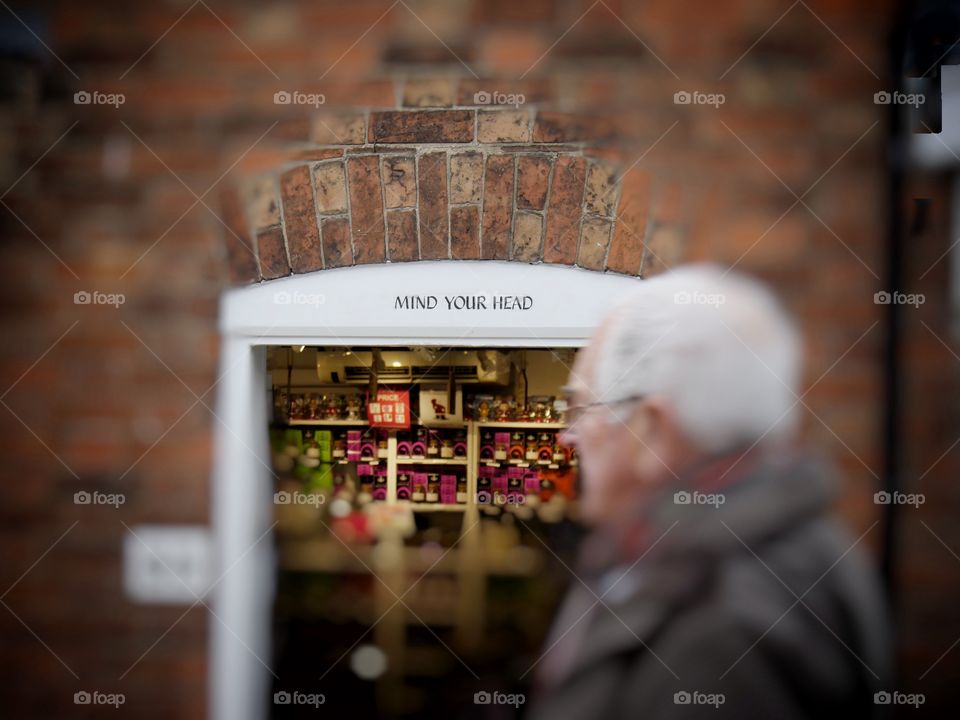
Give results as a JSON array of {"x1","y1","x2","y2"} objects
[{"x1": 527, "y1": 265, "x2": 890, "y2": 720}]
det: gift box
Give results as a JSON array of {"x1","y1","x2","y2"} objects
[
  {"x1": 524, "y1": 472, "x2": 541, "y2": 495},
  {"x1": 397, "y1": 472, "x2": 412, "y2": 501},
  {"x1": 346, "y1": 430, "x2": 362, "y2": 461},
  {"x1": 440, "y1": 474, "x2": 457, "y2": 504}
]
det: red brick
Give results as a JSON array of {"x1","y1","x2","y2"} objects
[
  {"x1": 516, "y1": 155, "x2": 551, "y2": 210},
  {"x1": 256, "y1": 226, "x2": 290, "y2": 279},
  {"x1": 310, "y1": 112, "x2": 366, "y2": 144},
  {"x1": 450, "y1": 205, "x2": 480, "y2": 259},
  {"x1": 286, "y1": 148, "x2": 344, "y2": 163},
  {"x1": 417, "y1": 152, "x2": 449, "y2": 259},
  {"x1": 450, "y1": 152, "x2": 484, "y2": 204},
  {"x1": 456, "y1": 78, "x2": 553, "y2": 106},
  {"x1": 218, "y1": 185, "x2": 258, "y2": 284},
  {"x1": 346, "y1": 156, "x2": 385, "y2": 264},
  {"x1": 606, "y1": 170, "x2": 650, "y2": 275},
  {"x1": 313, "y1": 161, "x2": 348, "y2": 214},
  {"x1": 583, "y1": 159, "x2": 620, "y2": 217},
  {"x1": 533, "y1": 112, "x2": 616, "y2": 143},
  {"x1": 273, "y1": 117, "x2": 310, "y2": 142},
  {"x1": 279, "y1": 165, "x2": 323, "y2": 273},
  {"x1": 643, "y1": 225, "x2": 685, "y2": 278},
  {"x1": 402, "y1": 78, "x2": 456, "y2": 107},
  {"x1": 543, "y1": 156, "x2": 587, "y2": 264},
  {"x1": 480, "y1": 155, "x2": 515, "y2": 260},
  {"x1": 369, "y1": 110, "x2": 475, "y2": 143},
  {"x1": 382, "y1": 155, "x2": 417, "y2": 209},
  {"x1": 512, "y1": 212, "x2": 543, "y2": 262},
  {"x1": 471, "y1": 0, "x2": 557, "y2": 23},
  {"x1": 477, "y1": 109, "x2": 531, "y2": 142},
  {"x1": 387, "y1": 209, "x2": 418, "y2": 262},
  {"x1": 243, "y1": 174, "x2": 280, "y2": 230},
  {"x1": 578, "y1": 217, "x2": 613, "y2": 270},
  {"x1": 321, "y1": 217, "x2": 353, "y2": 269}
]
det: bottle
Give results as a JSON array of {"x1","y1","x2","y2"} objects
[
  {"x1": 412, "y1": 474, "x2": 426, "y2": 503},
  {"x1": 426, "y1": 473, "x2": 440, "y2": 503}
]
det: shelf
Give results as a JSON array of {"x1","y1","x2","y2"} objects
[
  {"x1": 396, "y1": 457, "x2": 468, "y2": 465},
  {"x1": 403, "y1": 503, "x2": 467, "y2": 512},
  {"x1": 474, "y1": 421, "x2": 568, "y2": 430},
  {"x1": 288, "y1": 419, "x2": 369, "y2": 426}
]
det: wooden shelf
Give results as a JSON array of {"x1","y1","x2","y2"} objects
[
  {"x1": 407, "y1": 503, "x2": 467, "y2": 512},
  {"x1": 396, "y1": 457, "x2": 468, "y2": 465},
  {"x1": 288, "y1": 419, "x2": 369, "y2": 426},
  {"x1": 474, "y1": 421, "x2": 567, "y2": 430}
]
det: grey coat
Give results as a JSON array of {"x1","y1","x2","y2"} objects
[{"x1": 525, "y1": 451, "x2": 892, "y2": 720}]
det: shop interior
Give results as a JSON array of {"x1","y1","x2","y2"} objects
[{"x1": 266, "y1": 345, "x2": 584, "y2": 718}]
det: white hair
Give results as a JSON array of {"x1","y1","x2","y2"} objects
[{"x1": 593, "y1": 264, "x2": 802, "y2": 454}]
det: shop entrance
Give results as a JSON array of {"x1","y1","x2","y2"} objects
[{"x1": 211, "y1": 261, "x2": 641, "y2": 720}]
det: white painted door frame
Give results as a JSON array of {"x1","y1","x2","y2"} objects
[{"x1": 209, "y1": 261, "x2": 642, "y2": 720}]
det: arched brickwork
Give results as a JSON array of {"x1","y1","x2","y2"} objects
[{"x1": 219, "y1": 79, "x2": 682, "y2": 284}]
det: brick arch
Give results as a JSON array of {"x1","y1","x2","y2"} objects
[{"x1": 219, "y1": 80, "x2": 678, "y2": 285}]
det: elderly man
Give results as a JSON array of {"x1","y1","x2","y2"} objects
[{"x1": 526, "y1": 265, "x2": 891, "y2": 720}]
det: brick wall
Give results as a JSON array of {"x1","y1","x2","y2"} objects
[
  {"x1": 3, "y1": 0, "x2": 958, "y2": 718},
  {"x1": 221, "y1": 86, "x2": 655, "y2": 282}
]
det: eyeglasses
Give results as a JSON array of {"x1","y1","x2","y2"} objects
[{"x1": 563, "y1": 393, "x2": 647, "y2": 426}]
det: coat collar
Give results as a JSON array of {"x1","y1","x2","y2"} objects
[{"x1": 544, "y1": 446, "x2": 836, "y2": 688}]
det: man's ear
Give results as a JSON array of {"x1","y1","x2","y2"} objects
[{"x1": 629, "y1": 399, "x2": 680, "y2": 483}]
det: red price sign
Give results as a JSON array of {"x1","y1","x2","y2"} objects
[{"x1": 367, "y1": 389, "x2": 410, "y2": 429}]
